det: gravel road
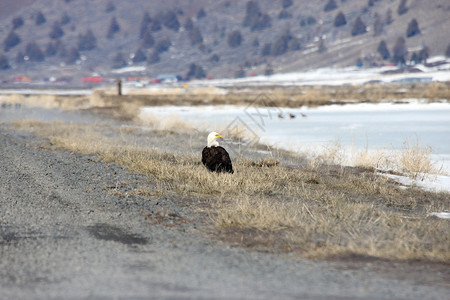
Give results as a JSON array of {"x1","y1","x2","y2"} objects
[{"x1": 0, "y1": 106, "x2": 449, "y2": 299}]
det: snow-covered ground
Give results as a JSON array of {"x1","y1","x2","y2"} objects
[
  {"x1": 140, "y1": 101, "x2": 450, "y2": 195},
  {"x1": 199, "y1": 68, "x2": 448, "y2": 87},
  {"x1": 190, "y1": 58, "x2": 450, "y2": 87},
  {"x1": 383, "y1": 173, "x2": 450, "y2": 193}
]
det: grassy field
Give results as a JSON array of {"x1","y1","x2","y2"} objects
[
  {"x1": 9, "y1": 120, "x2": 450, "y2": 263},
  {"x1": 1, "y1": 82, "x2": 449, "y2": 122}
]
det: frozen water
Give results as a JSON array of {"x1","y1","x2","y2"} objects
[{"x1": 140, "y1": 101, "x2": 450, "y2": 162}]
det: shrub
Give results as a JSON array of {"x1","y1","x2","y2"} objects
[
  {"x1": 45, "y1": 40, "x2": 62, "y2": 56},
  {"x1": 324, "y1": 0, "x2": 338, "y2": 12},
  {"x1": 161, "y1": 10, "x2": 180, "y2": 31},
  {"x1": 12, "y1": 16, "x2": 24, "y2": 29},
  {"x1": 58, "y1": 43, "x2": 67, "y2": 58},
  {"x1": 397, "y1": 0, "x2": 408, "y2": 16},
  {"x1": 234, "y1": 68, "x2": 246, "y2": 78},
  {"x1": 132, "y1": 48, "x2": 146, "y2": 63},
  {"x1": 253, "y1": 13, "x2": 271, "y2": 31},
  {"x1": 307, "y1": 16, "x2": 317, "y2": 25},
  {"x1": 334, "y1": 11, "x2": 346, "y2": 27},
  {"x1": 243, "y1": 1, "x2": 260, "y2": 27},
  {"x1": 197, "y1": 8, "x2": 206, "y2": 19},
  {"x1": 377, "y1": 40, "x2": 390, "y2": 59},
  {"x1": 209, "y1": 53, "x2": 220, "y2": 63},
  {"x1": 65, "y1": 47, "x2": 80, "y2": 64},
  {"x1": 399, "y1": 138, "x2": 436, "y2": 179},
  {"x1": 112, "y1": 52, "x2": 127, "y2": 69},
  {"x1": 392, "y1": 37, "x2": 407, "y2": 65},
  {"x1": 373, "y1": 14, "x2": 383, "y2": 36},
  {"x1": 351, "y1": 17, "x2": 367, "y2": 36},
  {"x1": 189, "y1": 26, "x2": 203, "y2": 46},
  {"x1": 261, "y1": 43, "x2": 272, "y2": 56},
  {"x1": 385, "y1": 8, "x2": 393, "y2": 25},
  {"x1": 150, "y1": 17, "x2": 162, "y2": 31},
  {"x1": 0, "y1": 54, "x2": 10, "y2": 70},
  {"x1": 60, "y1": 12, "x2": 71, "y2": 25},
  {"x1": 300, "y1": 16, "x2": 316, "y2": 27},
  {"x1": 147, "y1": 50, "x2": 160, "y2": 64},
  {"x1": 15, "y1": 51, "x2": 24, "y2": 64},
  {"x1": 35, "y1": 11, "x2": 46, "y2": 25},
  {"x1": 271, "y1": 35, "x2": 288, "y2": 56},
  {"x1": 243, "y1": 1, "x2": 271, "y2": 31},
  {"x1": 410, "y1": 52, "x2": 419, "y2": 65},
  {"x1": 105, "y1": 0, "x2": 115, "y2": 13},
  {"x1": 183, "y1": 18, "x2": 194, "y2": 31},
  {"x1": 273, "y1": 30, "x2": 297, "y2": 56},
  {"x1": 25, "y1": 42, "x2": 45, "y2": 62},
  {"x1": 141, "y1": 31, "x2": 154, "y2": 48},
  {"x1": 185, "y1": 63, "x2": 206, "y2": 80},
  {"x1": 3, "y1": 30, "x2": 21, "y2": 52},
  {"x1": 282, "y1": 0, "x2": 293, "y2": 9},
  {"x1": 49, "y1": 21, "x2": 64, "y2": 39},
  {"x1": 227, "y1": 30, "x2": 242, "y2": 48},
  {"x1": 139, "y1": 12, "x2": 152, "y2": 38},
  {"x1": 154, "y1": 38, "x2": 171, "y2": 53},
  {"x1": 107, "y1": 17, "x2": 120, "y2": 39},
  {"x1": 278, "y1": 10, "x2": 292, "y2": 19},
  {"x1": 446, "y1": 43, "x2": 450, "y2": 58},
  {"x1": 406, "y1": 19, "x2": 420, "y2": 38},
  {"x1": 78, "y1": 29, "x2": 97, "y2": 51},
  {"x1": 264, "y1": 64, "x2": 274, "y2": 76},
  {"x1": 418, "y1": 46, "x2": 429, "y2": 63},
  {"x1": 289, "y1": 37, "x2": 302, "y2": 51}
]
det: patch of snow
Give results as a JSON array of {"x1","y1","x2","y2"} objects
[
  {"x1": 428, "y1": 212, "x2": 450, "y2": 219},
  {"x1": 111, "y1": 66, "x2": 146, "y2": 74},
  {"x1": 189, "y1": 57, "x2": 450, "y2": 87},
  {"x1": 382, "y1": 173, "x2": 450, "y2": 193},
  {"x1": 426, "y1": 56, "x2": 447, "y2": 63}
]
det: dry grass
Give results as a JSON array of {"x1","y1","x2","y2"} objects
[
  {"x1": 116, "y1": 82, "x2": 450, "y2": 108},
  {"x1": 8, "y1": 120, "x2": 450, "y2": 263},
  {"x1": 398, "y1": 138, "x2": 441, "y2": 179},
  {"x1": 100, "y1": 82, "x2": 449, "y2": 108},
  {"x1": 351, "y1": 139, "x2": 445, "y2": 179},
  {"x1": 138, "y1": 112, "x2": 196, "y2": 132},
  {"x1": 3, "y1": 83, "x2": 448, "y2": 118}
]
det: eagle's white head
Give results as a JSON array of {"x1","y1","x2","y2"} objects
[{"x1": 207, "y1": 132, "x2": 223, "y2": 147}]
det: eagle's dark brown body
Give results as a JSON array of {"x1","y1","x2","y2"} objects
[{"x1": 201, "y1": 146, "x2": 234, "y2": 174}]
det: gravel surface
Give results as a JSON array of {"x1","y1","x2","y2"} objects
[{"x1": 0, "y1": 106, "x2": 449, "y2": 299}]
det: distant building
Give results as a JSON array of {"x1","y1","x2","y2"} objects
[{"x1": 82, "y1": 77, "x2": 104, "y2": 83}]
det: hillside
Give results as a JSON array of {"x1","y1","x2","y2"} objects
[{"x1": 0, "y1": 0, "x2": 449, "y2": 83}]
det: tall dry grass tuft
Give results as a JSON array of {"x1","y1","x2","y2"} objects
[
  {"x1": 333, "y1": 138, "x2": 445, "y2": 180},
  {"x1": 317, "y1": 139, "x2": 346, "y2": 166},
  {"x1": 8, "y1": 120, "x2": 450, "y2": 263},
  {"x1": 138, "y1": 112, "x2": 196, "y2": 132},
  {"x1": 398, "y1": 138, "x2": 439, "y2": 179}
]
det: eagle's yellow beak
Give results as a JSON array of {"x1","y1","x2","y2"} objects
[{"x1": 216, "y1": 134, "x2": 223, "y2": 139}]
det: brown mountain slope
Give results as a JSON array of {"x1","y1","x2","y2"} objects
[
  {"x1": 0, "y1": 0, "x2": 449, "y2": 80},
  {"x1": 0, "y1": 0, "x2": 37, "y2": 20}
]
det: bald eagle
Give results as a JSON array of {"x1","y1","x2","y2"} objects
[{"x1": 202, "y1": 132, "x2": 234, "y2": 174}]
